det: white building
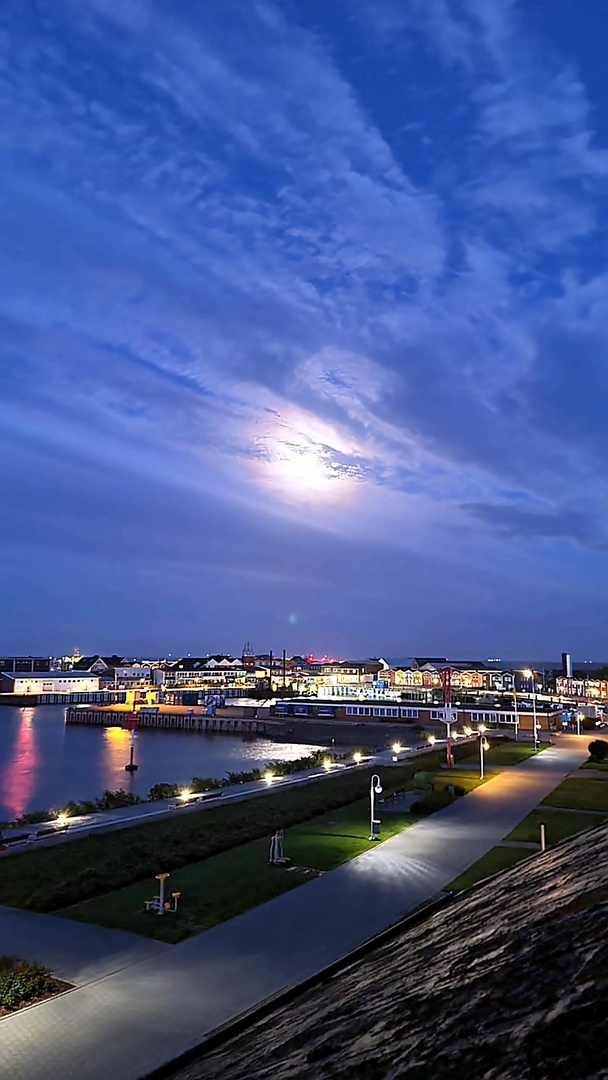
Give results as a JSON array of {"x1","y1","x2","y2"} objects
[{"x1": 0, "y1": 671, "x2": 100, "y2": 695}]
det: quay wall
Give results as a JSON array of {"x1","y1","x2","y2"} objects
[{"x1": 65, "y1": 706, "x2": 266, "y2": 735}]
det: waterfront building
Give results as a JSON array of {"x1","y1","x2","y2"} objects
[
  {"x1": 163, "y1": 656, "x2": 251, "y2": 688},
  {"x1": 72, "y1": 654, "x2": 129, "y2": 673},
  {"x1": 0, "y1": 670, "x2": 100, "y2": 695},
  {"x1": 98, "y1": 665, "x2": 152, "y2": 688},
  {"x1": 556, "y1": 675, "x2": 608, "y2": 700}
]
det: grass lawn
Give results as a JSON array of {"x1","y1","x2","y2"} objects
[
  {"x1": 0, "y1": 762, "x2": 429, "y2": 913},
  {"x1": 61, "y1": 799, "x2": 415, "y2": 943},
  {"x1": 579, "y1": 760, "x2": 608, "y2": 772},
  {"x1": 542, "y1": 778, "x2": 608, "y2": 812},
  {"x1": 506, "y1": 807, "x2": 608, "y2": 845},
  {"x1": 447, "y1": 846, "x2": 531, "y2": 892},
  {"x1": 432, "y1": 768, "x2": 496, "y2": 793},
  {"x1": 457, "y1": 742, "x2": 551, "y2": 768}
]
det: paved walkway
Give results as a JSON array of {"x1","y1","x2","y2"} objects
[
  {"x1": 0, "y1": 907, "x2": 170, "y2": 985},
  {"x1": 1, "y1": 736, "x2": 589, "y2": 1080}
]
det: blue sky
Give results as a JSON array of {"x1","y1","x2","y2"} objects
[{"x1": 1, "y1": 0, "x2": 608, "y2": 660}]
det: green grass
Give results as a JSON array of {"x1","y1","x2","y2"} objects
[
  {"x1": 506, "y1": 807, "x2": 608, "y2": 845},
  {"x1": 432, "y1": 768, "x2": 496, "y2": 793},
  {"x1": 447, "y1": 846, "x2": 531, "y2": 892},
  {"x1": 458, "y1": 741, "x2": 550, "y2": 768},
  {"x1": 579, "y1": 760, "x2": 608, "y2": 772},
  {"x1": 61, "y1": 799, "x2": 416, "y2": 943},
  {"x1": 542, "y1": 778, "x2": 608, "y2": 812}
]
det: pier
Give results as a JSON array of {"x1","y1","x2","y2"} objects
[{"x1": 65, "y1": 705, "x2": 267, "y2": 735}]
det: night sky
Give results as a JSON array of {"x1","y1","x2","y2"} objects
[{"x1": 2, "y1": 1, "x2": 608, "y2": 659}]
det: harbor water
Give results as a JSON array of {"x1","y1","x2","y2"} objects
[{"x1": 0, "y1": 705, "x2": 325, "y2": 822}]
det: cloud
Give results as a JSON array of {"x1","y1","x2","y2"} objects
[{"x1": 1, "y1": 0, "x2": 608, "y2": 650}]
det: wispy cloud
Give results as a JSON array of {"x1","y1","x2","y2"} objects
[{"x1": 1, "y1": 0, "x2": 608, "y2": 651}]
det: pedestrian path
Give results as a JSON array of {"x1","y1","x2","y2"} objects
[
  {"x1": 0, "y1": 736, "x2": 589, "y2": 1080},
  {"x1": 0, "y1": 907, "x2": 170, "y2": 985}
]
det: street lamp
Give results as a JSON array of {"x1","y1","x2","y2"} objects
[
  {"x1": 524, "y1": 669, "x2": 539, "y2": 750},
  {"x1": 369, "y1": 774, "x2": 382, "y2": 841},
  {"x1": 478, "y1": 726, "x2": 490, "y2": 779},
  {"x1": 576, "y1": 711, "x2": 583, "y2": 736}
]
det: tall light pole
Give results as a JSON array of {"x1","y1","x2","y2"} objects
[
  {"x1": 369, "y1": 774, "x2": 382, "y2": 841},
  {"x1": 510, "y1": 675, "x2": 519, "y2": 741},
  {"x1": 524, "y1": 669, "x2": 539, "y2": 750}
]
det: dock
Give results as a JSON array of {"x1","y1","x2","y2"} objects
[{"x1": 65, "y1": 704, "x2": 267, "y2": 734}]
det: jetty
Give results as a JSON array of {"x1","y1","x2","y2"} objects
[{"x1": 65, "y1": 704, "x2": 267, "y2": 734}]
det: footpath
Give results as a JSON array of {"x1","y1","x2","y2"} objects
[{"x1": 0, "y1": 736, "x2": 588, "y2": 1080}]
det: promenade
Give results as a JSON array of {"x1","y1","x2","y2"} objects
[{"x1": 0, "y1": 736, "x2": 589, "y2": 1080}]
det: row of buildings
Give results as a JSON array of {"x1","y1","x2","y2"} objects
[{"x1": 0, "y1": 650, "x2": 603, "y2": 705}]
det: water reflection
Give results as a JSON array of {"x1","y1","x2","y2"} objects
[
  {"x1": 0, "y1": 705, "x2": 330, "y2": 819},
  {"x1": 102, "y1": 726, "x2": 131, "y2": 789},
  {"x1": 1, "y1": 708, "x2": 37, "y2": 819}
]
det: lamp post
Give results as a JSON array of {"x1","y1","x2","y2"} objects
[
  {"x1": 524, "y1": 669, "x2": 539, "y2": 750},
  {"x1": 576, "y1": 711, "x2": 583, "y2": 736},
  {"x1": 369, "y1": 774, "x2": 382, "y2": 841},
  {"x1": 478, "y1": 725, "x2": 489, "y2": 779}
]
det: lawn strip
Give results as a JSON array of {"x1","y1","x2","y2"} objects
[
  {"x1": 541, "y1": 778, "x2": 608, "y2": 812},
  {"x1": 457, "y1": 742, "x2": 551, "y2": 768},
  {"x1": 2, "y1": 755, "x2": 473, "y2": 913},
  {"x1": 506, "y1": 807, "x2": 608, "y2": 845},
  {"x1": 61, "y1": 800, "x2": 416, "y2": 943}
]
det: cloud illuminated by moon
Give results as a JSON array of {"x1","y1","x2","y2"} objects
[{"x1": 251, "y1": 414, "x2": 365, "y2": 504}]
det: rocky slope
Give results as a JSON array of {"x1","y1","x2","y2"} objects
[{"x1": 171, "y1": 823, "x2": 608, "y2": 1080}]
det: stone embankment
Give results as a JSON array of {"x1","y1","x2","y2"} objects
[{"x1": 173, "y1": 822, "x2": 608, "y2": 1080}]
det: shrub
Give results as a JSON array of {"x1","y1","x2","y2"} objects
[
  {"x1": 588, "y1": 740, "x2": 608, "y2": 763},
  {"x1": 411, "y1": 791, "x2": 453, "y2": 816},
  {"x1": 148, "y1": 783, "x2": 181, "y2": 801},
  {"x1": 95, "y1": 789, "x2": 142, "y2": 811},
  {"x1": 0, "y1": 957, "x2": 54, "y2": 1009}
]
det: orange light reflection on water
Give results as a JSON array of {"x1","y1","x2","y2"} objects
[
  {"x1": 1, "y1": 708, "x2": 37, "y2": 819},
  {"x1": 102, "y1": 726, "x2": 131, "y2": 787}
]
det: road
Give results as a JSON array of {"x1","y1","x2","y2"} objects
[{"x1": 0, "y1": 735, "x2": 589, "y2": 1080}]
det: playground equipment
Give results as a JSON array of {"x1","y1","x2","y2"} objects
[
  {"x1": 144, "y1": 872, "x2": 181, "y2": 914},
  {"x1": 269, "y1": 829, "x2": 285, "y2": 863}
]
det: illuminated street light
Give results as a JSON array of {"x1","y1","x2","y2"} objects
[
  {"x1": 179, "y1": 788, "x2": 191, "y2": 801},
  {"x1": 523, "y1": 668, "x2": 540, "y2": 750},
  {"x1": 392, "y1": 742, "x2": 402, "y2": 754},
  {"x1": 353, "y1": 752, "x2": 362, "y2": 764},
  {"x1": 577, "y1": 711, "x2": 584, "y2": 736},
  {"x1": 479, "y1": 733, "x2": 490, "y2": 779},
  {"x1": 428, "y1": 735, "x2": 436, "y2": 745},
  {"x1": 323, "y1": 758, "x2": 332, "y2": 771},
  {"x1": 56, "y1": 813, "x2": 69, "y2": 828},
  {"x1": 463, "y1": 726, "x2": 473, "y2": 737},
  {"x1": 264, "y1": 771, "x2": 274, "y2": 784},
  {"x1": 369, "y1": 774, "x2": 382, "y2": 841}
]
